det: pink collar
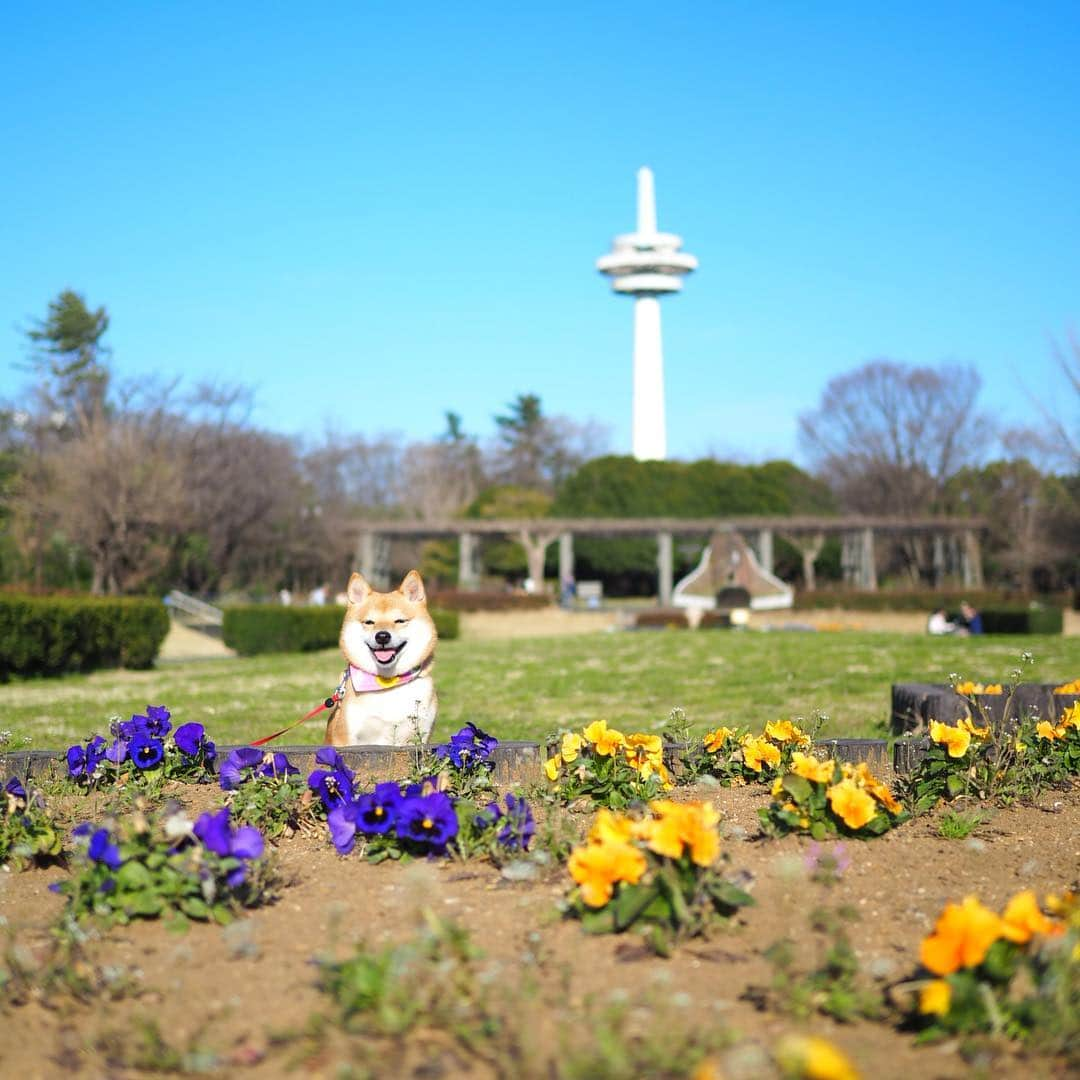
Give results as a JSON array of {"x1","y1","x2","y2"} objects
[{"x1": 348, "y1": 660, "x2": 429, "y2": 693}]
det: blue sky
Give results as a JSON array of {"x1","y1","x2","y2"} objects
[{"x1": 2, "y1": 3, "x2": 1078, "y2": 463}]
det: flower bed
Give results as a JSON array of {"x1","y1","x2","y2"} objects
[{"x1": 1, "y1": 674, "x2": 1078, "y2": 1077}]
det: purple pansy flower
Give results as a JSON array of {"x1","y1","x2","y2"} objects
[
  {"x1": 396, "y1": 791, "x2": 458, "y2": 851},
  {"x1": 355, "y1": 782, "x2": 402, "y2": 835},
  {"x1": 87, "y1": 827, "x2": 122, "y2": 869},
  {"x1": 129, "y1": 732, "x2": 165, "y2": 770},
  {"x1": 66, "y1": 735, "x2": 107, "y2": 779},
  {"x1": 219, "y1": 747, "x2": 264, "y2": 789},
  {"x1": 433, "y1": 722, "x2": 498, "y2": 770},
  {"x1": 174, "y1": 722, "x2": 216, "y2": 762},
  {"x1": 327, "y1": 802, "x2": 362, "y2": 855},
  {"x1": 307, "y1": 749, "x2": 356, "y2": 811},
  {"x1": 474, "y1": 793, "x2": 535, "y2": 850},
  {"x1": 5, "y1": 776, "x2": 26, "y2": 803},
  {"x1": 145, "y1": 705, "x2": 172, "y2": 737},
  {"x1": 105, "y1": 737, "x2": 129, "y2": 764},
  {"x1": 495, "y1": 793, "x2": 535, "y2": 850},
  {"x1": 193, "y1": 807, "x2": 265, "y2": 885},
  {"x1": 258, "y1": 752, "x2": 298, "y2": 780}
]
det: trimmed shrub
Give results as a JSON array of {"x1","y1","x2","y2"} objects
[
  {"x1": 428, "y1": 590, "x2": 551, "y2": 613},
  {"x1": 793, "y1": 588, "x2": 1066, "y2": 613},
  {"x1": 633, "y1": 609, "x2": 689, "y2": 630},
  {"x1": 223, "y1": 604, "x2": 459, "y2": 656},
  {"x1": 979, "y1": 605, "x2": 1063, "y2": 635},
  {"x1": 699, "y1": 611, "x2": 734, "y2": 629},
  {"x1": 0, "y1": 594, "x2": 169, "y2": 680}
]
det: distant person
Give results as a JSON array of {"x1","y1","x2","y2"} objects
[
  {"x1": 958, "y1": 600, "x2": 983, "y2": 635},
  {"x1": 927, "y1": 607, "x2": 957, "y2": 635},
  {"x1": 309, "y1": 582, "x2": 328, "y2": 606},
  {"x1": 278, "y1": 588, "x2": 292, "y2": 606},
  {"x1": 560, "y1": 574, "x2": 576, "y2": 608}
]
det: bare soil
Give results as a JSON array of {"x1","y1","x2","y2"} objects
[{"x1": 1, "y1": 780, "x2": 1077, "y2": 1079}]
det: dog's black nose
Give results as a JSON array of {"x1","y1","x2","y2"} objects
[{"x1": 374, "y1": 630, "x2": 392, "y2": 646}]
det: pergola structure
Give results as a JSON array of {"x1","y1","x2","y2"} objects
[{"x1": 354, "y1": 517, "x2": 986, "y2": 604}]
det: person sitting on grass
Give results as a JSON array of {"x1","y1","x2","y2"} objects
[
  {"x1": 958, "y1": 600, "x2": 983, "y2": 635},
  {"x1": 927, "y1": 607, "x2": 958, "y2": 635}
]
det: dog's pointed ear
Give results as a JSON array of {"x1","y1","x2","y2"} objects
[
  {"x1": 347, "y1": 572, "x2": 370, "y2": 606},
  {"x1": 400, "y1": 570, "x2": 425, "y2": 604}
]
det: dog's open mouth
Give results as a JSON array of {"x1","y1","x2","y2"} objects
[{"x1": 370, "y1": 645, "x2": 403, "y2": 665}]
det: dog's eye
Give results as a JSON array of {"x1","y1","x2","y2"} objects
[
  {"x1": 363, "y1": 619, "x2": 375, "y2": 627},
  {"x1": 394, "y1": 618, "x2": 408, "y2": 626}
]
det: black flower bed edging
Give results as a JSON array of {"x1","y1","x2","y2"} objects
[
  {"x1": 891, "y1": 684, "x2": 1078, "y2": 735},
  {"x1": 2, "y1": 738, "x2": 902, "y2": 785}
]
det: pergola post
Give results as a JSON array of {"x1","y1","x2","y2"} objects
[
  {"x1": 518, "y1": 530, "x2": 558, "y2": 593},
  {"x1": 962, "y1": 529, "x2": 984, "y2": 588},
  {"x1": 458, "y1": 532, "x2": 480, "y2": 591},
  {"x1": 783, "y1": 531, "x2": 825, "y2": 591},
  {"x1": 558, "y1": 531, "x2": 575, "y2": 587},
  {"x1": 932, "y1": 533, "x2": 946, "y2": 587},
  {"x1": 860, "y1": 527, "x2": 878, "y2": 591},
  {"x1": 756, "y1": 528, "x2": 774, "y2": 575},
  {"x1": 657, "y1": 531, "x2": 674, "y2": 606},
  {"x1": 356, "y1": 531, "x2": 391, "y2": 590}
]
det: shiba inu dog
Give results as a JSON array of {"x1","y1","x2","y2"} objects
[{"x1": 325, "y1": 570, "x2": 438, "y2": 746}]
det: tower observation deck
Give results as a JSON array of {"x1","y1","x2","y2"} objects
[{"x1": 596, "y1": 167, "x2": 698, "y2": 460}]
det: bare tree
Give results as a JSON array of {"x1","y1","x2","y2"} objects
[
  {"x1": 41, "y1": 397, "x2": 186, "y2": 594},
  {"x1": 798, "y1": 360, "x2": 987, "y2": 518}
]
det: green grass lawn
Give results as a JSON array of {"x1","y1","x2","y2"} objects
[{"x1": 2, "y1": 630, "x2": 1078, "y2": 751}]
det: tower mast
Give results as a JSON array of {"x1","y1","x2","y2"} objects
[{"x1": 596, "y1": 167, "x2": 697, "y2": 461}]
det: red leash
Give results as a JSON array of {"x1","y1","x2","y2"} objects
[{"x1": 249, "y1": 670, "x2": 348, "y2": 747}]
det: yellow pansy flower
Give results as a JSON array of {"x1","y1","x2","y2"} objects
[
  {"x1": 1060, "y1": 703, "x2": 1080, "y2": 729},
  {"x1": 582, "y1": 719, "x2": 626, "y2": 756},
  {"x1": 958, "y1": 715, "x2": 991, "y2": 740},
  {"x1": 624, "y1": 732, "x2": 664, "y2": 777},
  {"x1": 560, "y1": 732, "x2": 584, "y2": 763},
  {"x1": 918, "y1": 978, "x2": 951, "y2": 1016},
  {"x1": 741, "y1": 734, "x2": 782, "y2": 773},
  {"x1": 826, "y1": 779, "x2": 878, "y2": 830},
  {"x1": 929, "y1": 720, "x2": 971, "y2": 758},
  {"x1": 703, "y1": 726, "x2": 735, "y2": 753},
  {"x1": 920, "y1": 895, "x2": 1003, "y2": 975},
  {"x1": 646, "y1": 800, "x2": 721, "y2": 866},
  {"x1": 852, "y1": 762, "x2": 903, "y2": 815},
  {"x1": 1052, "y1": 679, "x2": 1080, "y2": 694},
  {"x1": 999, "y1": 889, "x2": 1063, "y2": 944},
  {"x1": 790, "y1": 751, "x2": 835, "y2": 785},
  {"x1": 568, "y1": 839, "x2": 647, "y2": 907},
  {"x1": 764, "y1": 719, "x2": 812, "y2": 746},
  {"x1": 587, "y1": 808, "x2": 638, "y2": 846},
  {"x1": 544, "y1": 753, "x2": 562, "y2": 781},
  {"x1": 1036, "y1": 720, "x2": 1064, "y2": 742},
  {"x1": 774, "y1": 1033, "x2": 861, "y2": 1080},
  {"x1": 771, "y1": 775, "x2": 785, "y2": 798}
]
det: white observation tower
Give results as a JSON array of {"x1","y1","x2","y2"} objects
[{"x1": 596, "y1": 167, "x2": 698, "y2": 461}]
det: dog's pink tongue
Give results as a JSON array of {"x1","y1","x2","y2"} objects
[{"x1": 373, "y1": 649, "x2": 397, "y2": 664}]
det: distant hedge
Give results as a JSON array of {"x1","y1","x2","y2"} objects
[
  {"x1": 980, "y1": 605, "x2": 1063, "y2": 635},
  {"x1": 0, "y1": 594, "x2": 170, "y2": 680},
  {"x1": 223, "y1": 604, "x2": 460, "y2": 656},
  {"x1": 428, "y1": 590, "x2": 552, "y2": 612},
  {"x1": 793, "y1": 588, "x2": 1066, "y2": 613}
]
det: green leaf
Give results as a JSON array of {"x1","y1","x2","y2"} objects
[
  {"x1": 708, "y1": 881, "x2": 754, "y2": 911},
  {"x1": 115, "y1": 861, "x2": 154, "y2": 890},
  {"x1": 610, "y1": 882, "x2": 661, "y2": 931},
  {"x1": 782, "y1": 773, "x2": 812, "y2": 803}
]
